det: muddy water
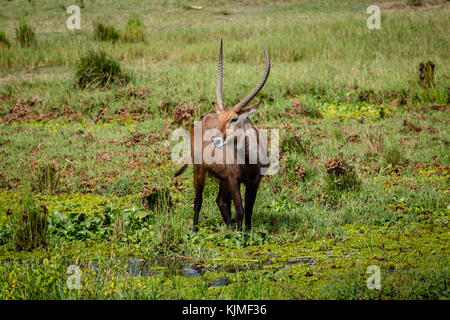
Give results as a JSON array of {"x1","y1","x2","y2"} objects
[
  {"x1": 124, "y1": 254, "x2": 334, "y2": 287},
  {"x1": 0, "y1": 253, "x2": 349, "y2": 288},
  {"x1": 127, "y1": 257, "x2": 230, "y2": 287}
]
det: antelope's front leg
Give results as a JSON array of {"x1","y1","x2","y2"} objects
[
  {"x1": 244, "y1": 183, "x2": 258, "y2": 230},
  {"x1": 228, "y1": 178, "x2": 244, "y2": 232}
]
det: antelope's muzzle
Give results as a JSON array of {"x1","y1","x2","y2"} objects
[{"x1": 212, "y1": 136, "x2": 226, "y2": 149}]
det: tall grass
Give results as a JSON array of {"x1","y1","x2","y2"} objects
[
  {"x1": 33, "y1": 163, "x2": 60, "y2": 194},
  {"x1": 0, "y1": 0, "x2": 448, "y2": 100},
  {"x1": 15, "y1": 19, "x2": 36, "y2": 47},
  {"x1": 0, "y1": 31, "x2": 11, "y2": 48},
  {"x1": 75, "y1": 49, "x2": 130, "y2": 88},
  {"x1": 7, "y1": 196, "x2": 49, "y2": 251},
  {"x1": 93, "y1": 22, "x2": 120, "y2": 42},
  {"x1": 122, "y1": 15, "x2": 145, "y2": 43}
]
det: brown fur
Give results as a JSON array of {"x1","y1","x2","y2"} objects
[{"x1": 182, "y1": 103, "x2": 267, "y2": 232}]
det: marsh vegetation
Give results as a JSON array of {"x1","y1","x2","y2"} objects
[{"x1": 0, "y1": 0, "x2": 448, "y2": 299}]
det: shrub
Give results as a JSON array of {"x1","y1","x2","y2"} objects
[
  {"x1": 122, "y1": 15, "x2": 145, "y2": 43},
  {"x1": 0, "y1": 31, "x2": 11, "y2": 48},
  {"x1": 93, "y1": 22, "x2": 120, "y2": 42},
  {"x1": 15, "y1": 19, "x2": 36, "y2": 47},
  {"x1": 325, "y1": 157, "x2": 361, "y2": 192},
  {"x1": 8, "y1": 196, "x2": 49, "y2": 251},
  {"x1": 75, "y1": 49, "x2": 130, "y2": 88}
]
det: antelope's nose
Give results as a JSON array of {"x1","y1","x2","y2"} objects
[{"x1": 212, "y1": 137, "x2": 223, "y2": 148}]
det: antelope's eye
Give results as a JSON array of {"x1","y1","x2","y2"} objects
[{"x1": 229, "y1": 117, "x2": 238, "y2": 123}]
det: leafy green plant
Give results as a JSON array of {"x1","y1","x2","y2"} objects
[
  {"x1": 15, "y1": 19, "x2": 36, "y2": 47},
  {"x1": 48, "y1": 210, "x2": 112, "y2": 240},
  {"x1": 75, "y1": 49, "x2": 130, "y2": 88},
  {"x1": 47, "y1": 204, "x2": 151, "y2": 242},
  {"x1": 122, "y1": 15, "x2": 145, "y2": 43},
  {"x1": 107, "y1": 205, "x2": 152, "y2": 242},
  {"x1": 271, "y1": 194, "x2": 298, "y2": 213}
]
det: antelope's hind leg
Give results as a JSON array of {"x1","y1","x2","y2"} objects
[
  {"x1": 244, "y1": 178, "x2": 261, "y2": 230},
  {"x1": 193, "y1": 165, "x2": 206, "y2": 232},
  {"x1": 216, "y1": 181, "x2": 233, "y2": 225},
  {"x1": 228, "y1": 178, "x2": 245, "y2": 232}
]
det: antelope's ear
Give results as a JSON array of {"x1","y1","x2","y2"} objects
[
  {"x1": 212, "y1": 102, "x2": 221, "y2": 114},
  {"x1": 237, "y1": 102, "x2": 260, "y2": 115},
  {"x1": 238, "y1": 102, "x2": 260, "y2": 121}
]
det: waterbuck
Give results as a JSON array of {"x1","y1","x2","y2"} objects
[{"x1": 175, "y1": 39, "x2": 271, "y2": 232}]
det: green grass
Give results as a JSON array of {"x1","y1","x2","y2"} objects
[
  {"x1": 0, "y1": 0, "x2": 448, "y2": 300},
  {"x1": 14, "y1": 18, "x2": 36, "y2": 47},
  {"x1": 7, "y1": 195, "x2": 49, "y2": 251},
  {"x1": 122, "y1": 15, "x2": 145, "y2": 43},
  {"x1": 75, "y1": 49, "x2": 131, "y2": 88},
  {"x1": 93, "y1": 22, "x2": 120, "y2": 42},
  {"x1": 0, "y1": 31, "x2": 11, "y2": 48}
]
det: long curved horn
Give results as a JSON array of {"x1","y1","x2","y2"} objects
[
  {"x1": 232, "y1": 41, "x2": 270, "y2": 113},
  {"x1": 216, "y1": 39, "x2": 225, "y2": 111}
]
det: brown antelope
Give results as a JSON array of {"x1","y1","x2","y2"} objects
[{"x1": 175, "y1": 39, "x2": 271, "y2": 232}]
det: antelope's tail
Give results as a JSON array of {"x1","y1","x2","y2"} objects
[{"x1": 174, "y1": 164, "x2": 188, "y2": 177}]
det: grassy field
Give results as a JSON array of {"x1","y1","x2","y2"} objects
[{"x1": 0, "y1": 0, "x2": 449, "y2": 299}]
